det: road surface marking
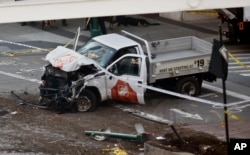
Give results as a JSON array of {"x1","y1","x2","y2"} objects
[
  {"x1": 240, "y1": 73, "x2": 250, "y2": 77},
  {"x1": 228, "y1": 66, "x2": 247, "y2": 69},
  {"x1": 0, "y1": 70, "x2": 39, "y2": 83},
  {"x1": 0, "y1": 60, "x2": 27, "y2": 66},
  {"x1": 228, "y1": 70, "x2": 250, "y2": 73},
  {"x1": 170, "y1": 108, "x2": 203, "y2": 120},
  {"x1": 19, "y1": 68, "x2": 43, "y2": 73},
  {"x1": 229, "y1": 57, "x2": 250, "y2": 60},
  {"x1": 229, "y1": 61, "x2": 250, "y2": 65},
  {"x1": 199, "y1": 93, "x2": 218, "y2": 98},
  {"x1": 203, "y1": 83, "x2": 250, "y2": 100},
  {"x1": 114, "y1": 104, "x2": 173, "y2": 125},
  {"x1": 231, "y1": 53, "x2": 250, "y2": 57}
]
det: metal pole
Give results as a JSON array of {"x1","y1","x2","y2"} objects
[
  {"x1": 223, "y1": 78, "x2": 230, "y2": 147},
  {"x1": 219, "y1": 24, "x2": 223, "y2": 43},
  {"x1": 219, "y1": 23, "x2": 230, "y2": 154},
  {"x1": 91, "y1": 17, "x2": 101, "y2": 38}
]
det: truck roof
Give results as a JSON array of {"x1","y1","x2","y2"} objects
[{"x1": 92, "y1": 33, "x2": 138, "y2": 50}]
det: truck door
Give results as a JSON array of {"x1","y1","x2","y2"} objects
[{"x1": 106, "y1": 54, "x2": 147, "y2": 104}]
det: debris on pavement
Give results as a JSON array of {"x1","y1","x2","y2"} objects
[
  {"x1": 11, "y1": 91, "x2": 49, "y2": 109},
  {"x1": 102, "y1": 147, "x2": 128, "y2": 155},
  {"x1": 85, "y1": 123, "x2": 154, "y2": 143}
]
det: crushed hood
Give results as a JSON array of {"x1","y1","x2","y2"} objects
[{"x1": 46, "y1": 46, "x2": 95, "y2": 72}]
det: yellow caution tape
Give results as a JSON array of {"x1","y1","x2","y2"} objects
[
  {"x1": 1, "y1": 39, "x2": 77, "y2": 56},
  {"x1": 228, "y1": 52, "x2": 250, "y2": 70},
  {"x1": 102, "y1": 147, "x2": 128, "y2": 155},
  {"x1": 1, "y1": 52, "x2": 15, "y2": 57},
  {"x1": 220, "y1": 121, "x2": 225, "y2": 126},
  {"x1": 1, "y1": 48, "x2": 53, "y2": 57},
  {"x1": 225, "y1": 110, "x2": 245, "y2": 122},
  {"x1": 185, "y1": 10, "x2": 218, "y2": 16},
  {"x1": 210, "y1": 109, "x2": 244, "y2": 125}
]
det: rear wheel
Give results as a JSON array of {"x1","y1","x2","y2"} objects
[
  {"x1": 76, "y1": 89, "x2": 97, "y2": 112},
  {"x1": 176, "y1": 77, "x2": 200, "y2": 96}
]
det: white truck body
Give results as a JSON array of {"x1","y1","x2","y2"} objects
[
  {"x1": 121, "y1": 31, "x2": 213, "y2": 83},
  {"x1": 42, "y1": 31, "x2": 216, "y2": 111}
]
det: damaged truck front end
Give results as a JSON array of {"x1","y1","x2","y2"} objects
[{"x1": 39, "y1": 46, "x2": 100, "y2": 112}]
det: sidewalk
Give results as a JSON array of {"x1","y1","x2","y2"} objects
[{"x1": 0, "y1": 14, "x2": 220, "y2": 54}]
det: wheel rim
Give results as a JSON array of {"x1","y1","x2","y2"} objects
[
  {"x1": 76, "y1": 96, "x2": 91, "y2": 112},
  {"x1": 181, "y1": 82, "x2": 196, "y2": 95}
]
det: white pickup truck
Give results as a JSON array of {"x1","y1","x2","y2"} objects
[{"x1": 39, "y1": 30, "x2": 216, "y2": 112}]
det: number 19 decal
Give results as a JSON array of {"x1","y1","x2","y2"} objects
[{"x1": 194, "y1": 59, "x2": 204, "y2": 67}]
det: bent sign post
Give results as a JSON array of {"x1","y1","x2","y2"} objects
[{"x1": 209, "y1": 37, "x2": 229, "y2": 152}]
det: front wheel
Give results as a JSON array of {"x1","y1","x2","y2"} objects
[
  {"x1": 176, "y1": 77, "x2": 200, "y2": 96},
  {"x1": 76, "y1": 89, "x2": 97, "y2": 112}
]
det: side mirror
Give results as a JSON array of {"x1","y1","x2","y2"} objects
[{"x1": 94, "y1": 72, "x2": 105, "y2": 77}]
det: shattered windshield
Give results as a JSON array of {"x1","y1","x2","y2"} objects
[{"x1": 77, "y1": 40, "x2": 116, "y2": 67}]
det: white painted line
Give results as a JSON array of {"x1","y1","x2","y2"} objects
[
  {"x1": 228, "y1": 104, "x2": 250, "y2": 113},
  {"x1": 0, "y1": 70, "x2": 39, "y2": 83},
  {"x1": 229, "y1": 57, "x2": 250, "y2": 60},
  {"x1": 0, "y1": 39, "x2": 49, "y2": 52},
  {"x1": 231, "y1": 53, "x2": 250, "y2": 57},
  {"x1": 199, "y1": 93, "x2": 218, "y2": 98},
  {"x1": 228, "y1": 66, "x2": 248, "y2": 69},
  {"x1": 170, "y1": 108, "x2": 203, "y2": 120},
  {"x1": 229, "y1": 70, "x2": 250, "y2": 73},
  {"x1": 241, "y1": 73, "x2": 250, "y2": 76},
  {"x1": 229, "y1": 61, "x2": 250, "y2": 65},
  {"x1": 114, "y1": 104, "x2": 173, "y2": 125},
  {"x1": 203, "y1": 83, "x2": 250, "y2": 100}
]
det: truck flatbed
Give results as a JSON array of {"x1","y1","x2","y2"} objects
[
  {"x1": 145, "y1": 36, "x2": 212, "y2": 82},
  {"x1": 151, "y1": 49, "x2": 208, "y2": 63}
]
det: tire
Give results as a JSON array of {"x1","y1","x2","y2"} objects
[
  {"x1": 176, "y1": 77, "x2": 200, "y2": 96},
  {"x1": 76, "y1": 89, "x2": 97, "y2": 112}
]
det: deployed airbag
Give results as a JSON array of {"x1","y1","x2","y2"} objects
[{"x1": 46, "y1": 46, "x2": 94, "y2": 72}]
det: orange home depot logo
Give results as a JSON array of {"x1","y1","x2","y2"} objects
[
  {"x1": 53, "y1": 54, "x2": 77, "y2": 69},
  {"x1": 118, "y1": 85, "x2": 129, "y2": 97},
  {"x1": 111, "y1": 80, "x2": 138, "y2": 104}
]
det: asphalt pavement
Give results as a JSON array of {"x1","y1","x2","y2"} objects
[{"x1": 1, "y1": 14, "x2": 250, "y2": 143}]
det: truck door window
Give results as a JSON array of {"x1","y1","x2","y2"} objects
[
  {"x1": 126, "y1": 47, "x2": 137, "y2": 54},
  {"x1": 110, "y1": 57, "x2": 141, "y2": 76},
  {"x1": 113, "y1": 47, "x2": 138, "y2": 61}
]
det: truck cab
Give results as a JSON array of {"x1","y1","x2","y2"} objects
[{"x1": 76, "y1": 33, "x2": 147, "y2": 105}]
